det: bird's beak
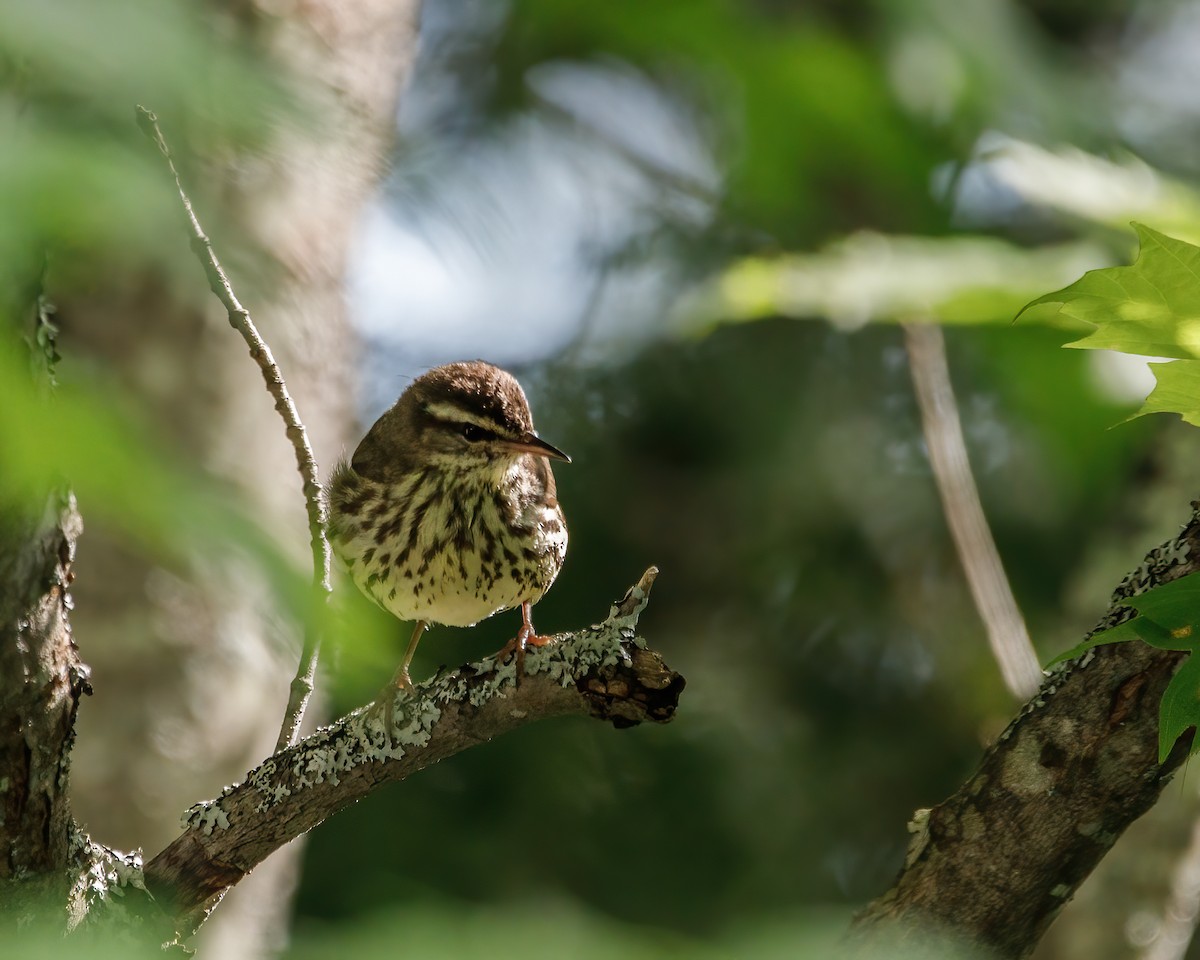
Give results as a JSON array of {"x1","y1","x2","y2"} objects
[{"x1": 503, "y1": 433, "x2": 571, "y2": 463}]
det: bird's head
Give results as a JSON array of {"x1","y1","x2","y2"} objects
[{"x1": 351, "y1": 360, "x2": 569, "y2": 482}]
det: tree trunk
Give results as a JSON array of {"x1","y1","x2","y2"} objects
[
  {"x1": 850, "y1": 506, "x2": 1200, "y2": 958},
  {"x1": 0, "y1": 486, "x2": 86, "y2": 910},
  {"x1": 58, "y1": 3, "x2": 420, "y2": 955}
]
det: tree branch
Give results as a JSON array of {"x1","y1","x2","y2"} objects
[
  {"x1": 1, "y1": 289, "x2": 90, "y2": 889},
  {"x1": 134, "y1": 106, "x2": 330, "y2": 750},
  {"x1": 849, "y1": 510, "x2": 1200, "y2": 958},
  {"x1": 142, "y1": 567, "x2": 683, "y2": 937},
  {"x1": 0, "y1": 490, "x2": 88, "y2": 882}
]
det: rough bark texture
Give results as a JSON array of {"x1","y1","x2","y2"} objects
[
  {"x1": 0, "y1": 490, "x2": 87, "y2": 885},
  {"x1": 850, "y1": 512, "x2": 1200, "y2": 958},
  {"x1": 1030, "y1": 422, "x2": 1200, "y2": 960}
]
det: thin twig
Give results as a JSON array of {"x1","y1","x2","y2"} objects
[
  {"x1": 903, "y1": 321, "x2": 1042, "y2": 699},
  {"x1": 135, "y1": 106, "x2": 330, "y2": 750}
]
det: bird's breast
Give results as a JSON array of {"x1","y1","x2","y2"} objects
[{"x1": 330, "y1": 471, "x2": 566, "y2": 629}]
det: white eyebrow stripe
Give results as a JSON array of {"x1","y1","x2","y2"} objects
[{"x1": 424, "y1": 401, "x2": 508, "y2": 433}]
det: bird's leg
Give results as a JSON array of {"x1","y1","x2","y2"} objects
[
  {"x1": 367, "y1": 620, "x2": 426, "y2": 736},
  {"x1": 392, "y1": 619, "x2": 427, "y2": 692},
  {"x1": 495, "y1": 602, "x2": 554, "y2": 684}
]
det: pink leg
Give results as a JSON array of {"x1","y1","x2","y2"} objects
[
  {"x1": 496, "y1": 602, "x2": 553, "y2": 684},
  {"x1": 369, "y1": 620, "x2": 426, "y2": 736}
]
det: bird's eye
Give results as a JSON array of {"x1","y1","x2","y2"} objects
[{"x1": 460, "y1": 423, "x2": 483, "y2": 442}]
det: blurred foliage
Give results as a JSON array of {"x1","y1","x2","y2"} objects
[
  {"x1": 692, "y1": 233, "x2": 1104, "y2": 330},
  {"x1": 488, "y1": 0, "x2": 948, "y2": 243},
  {"x1": 5, "y1": 0, "x2": 1200, "y2": 959},
  {"x1": 3, "y1": 923, "x2": 165, "y2": 960},
  {"x1": 305, "y1": 2, "x2": 1200, "y2": 959},
  {"x1": 0, "y1": 323, "x2": 284, "y2": 585},
  {"x1": 287, "y1": 901, "x2": 934, "y2": 960},
  {"x1": 0, "y1": 0, "x2": 289, "y2": 295},
  {"x1": 0, "y1": 0, "x2": 310, "y2": 625}
]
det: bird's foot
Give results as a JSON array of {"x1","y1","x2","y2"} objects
[
  {"x1": 364, "y1": 669, "x2": 415, "y2": 741},
  {"x1": 496, "y1": 621, "x2": 554, "y2": 686}
]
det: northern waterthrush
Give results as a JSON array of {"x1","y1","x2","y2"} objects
[{"x1": 327, "y1": 360, "x2": 569, "y2": 698}]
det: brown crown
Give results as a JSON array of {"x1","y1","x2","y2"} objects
[{"x1": 412, "y1": 360, "x2": 534, "y2": 434}]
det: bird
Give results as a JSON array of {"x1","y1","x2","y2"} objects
[{"x1": 326, "y1": 360, "x2": 570, "y2": 710}]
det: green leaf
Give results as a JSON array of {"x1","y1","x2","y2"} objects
[
  {"x1": 1134, "y1": 360, "x2": 1200, "y2": 426},
  {"x1": 1134, "y1": 593, "x2": 1200, "y2": 764},
  {"x1": 1024, "y1": 223, "x2": 1200, "y2": 359},
  {"x1": 1159, "y1": 652, "x2": 1200, "y2": 762},
  {"x1": 1122, "y1": 572, "x2": 1200, "y2": 646},
  {"x1": 1054, "y1": 573, "x2": 1200, "y2": 761},
  {"x1": 1132, "y1": 616, "x2": 1184, "y2": 649},
  {"x1": 1043, "y1": 619, "x2": 1138, "y2": 669}
]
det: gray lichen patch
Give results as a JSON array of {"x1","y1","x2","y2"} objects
[
  {"x1": 1075, "y1": 820, "x2": 1119, "y2": 848},
  {"x1": 959, "y1": 806, "x2": 986, "y2": 842},
  {"x1": 523, "y1": 625, "x2": 629, "y2": 686},
  {"x1": 1051, "y1": 718, "x2": 1079, "y2": 743},
  {"x1": 904, "y1": 808, "x2": 932, "y2": 868},
  {"x1": 183, "y1": 800, "x2": 231, "y2": 834},
  {"x1": 66, "y1": 837, "x2": 146, "y2": 932},
  {"x1": 1001, "y1": 734, "x2": 1058, "y2": 796}
]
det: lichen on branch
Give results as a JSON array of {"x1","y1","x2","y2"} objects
[{"x1": 143, "y1": 567, "x2": 683, "y2": 937}]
